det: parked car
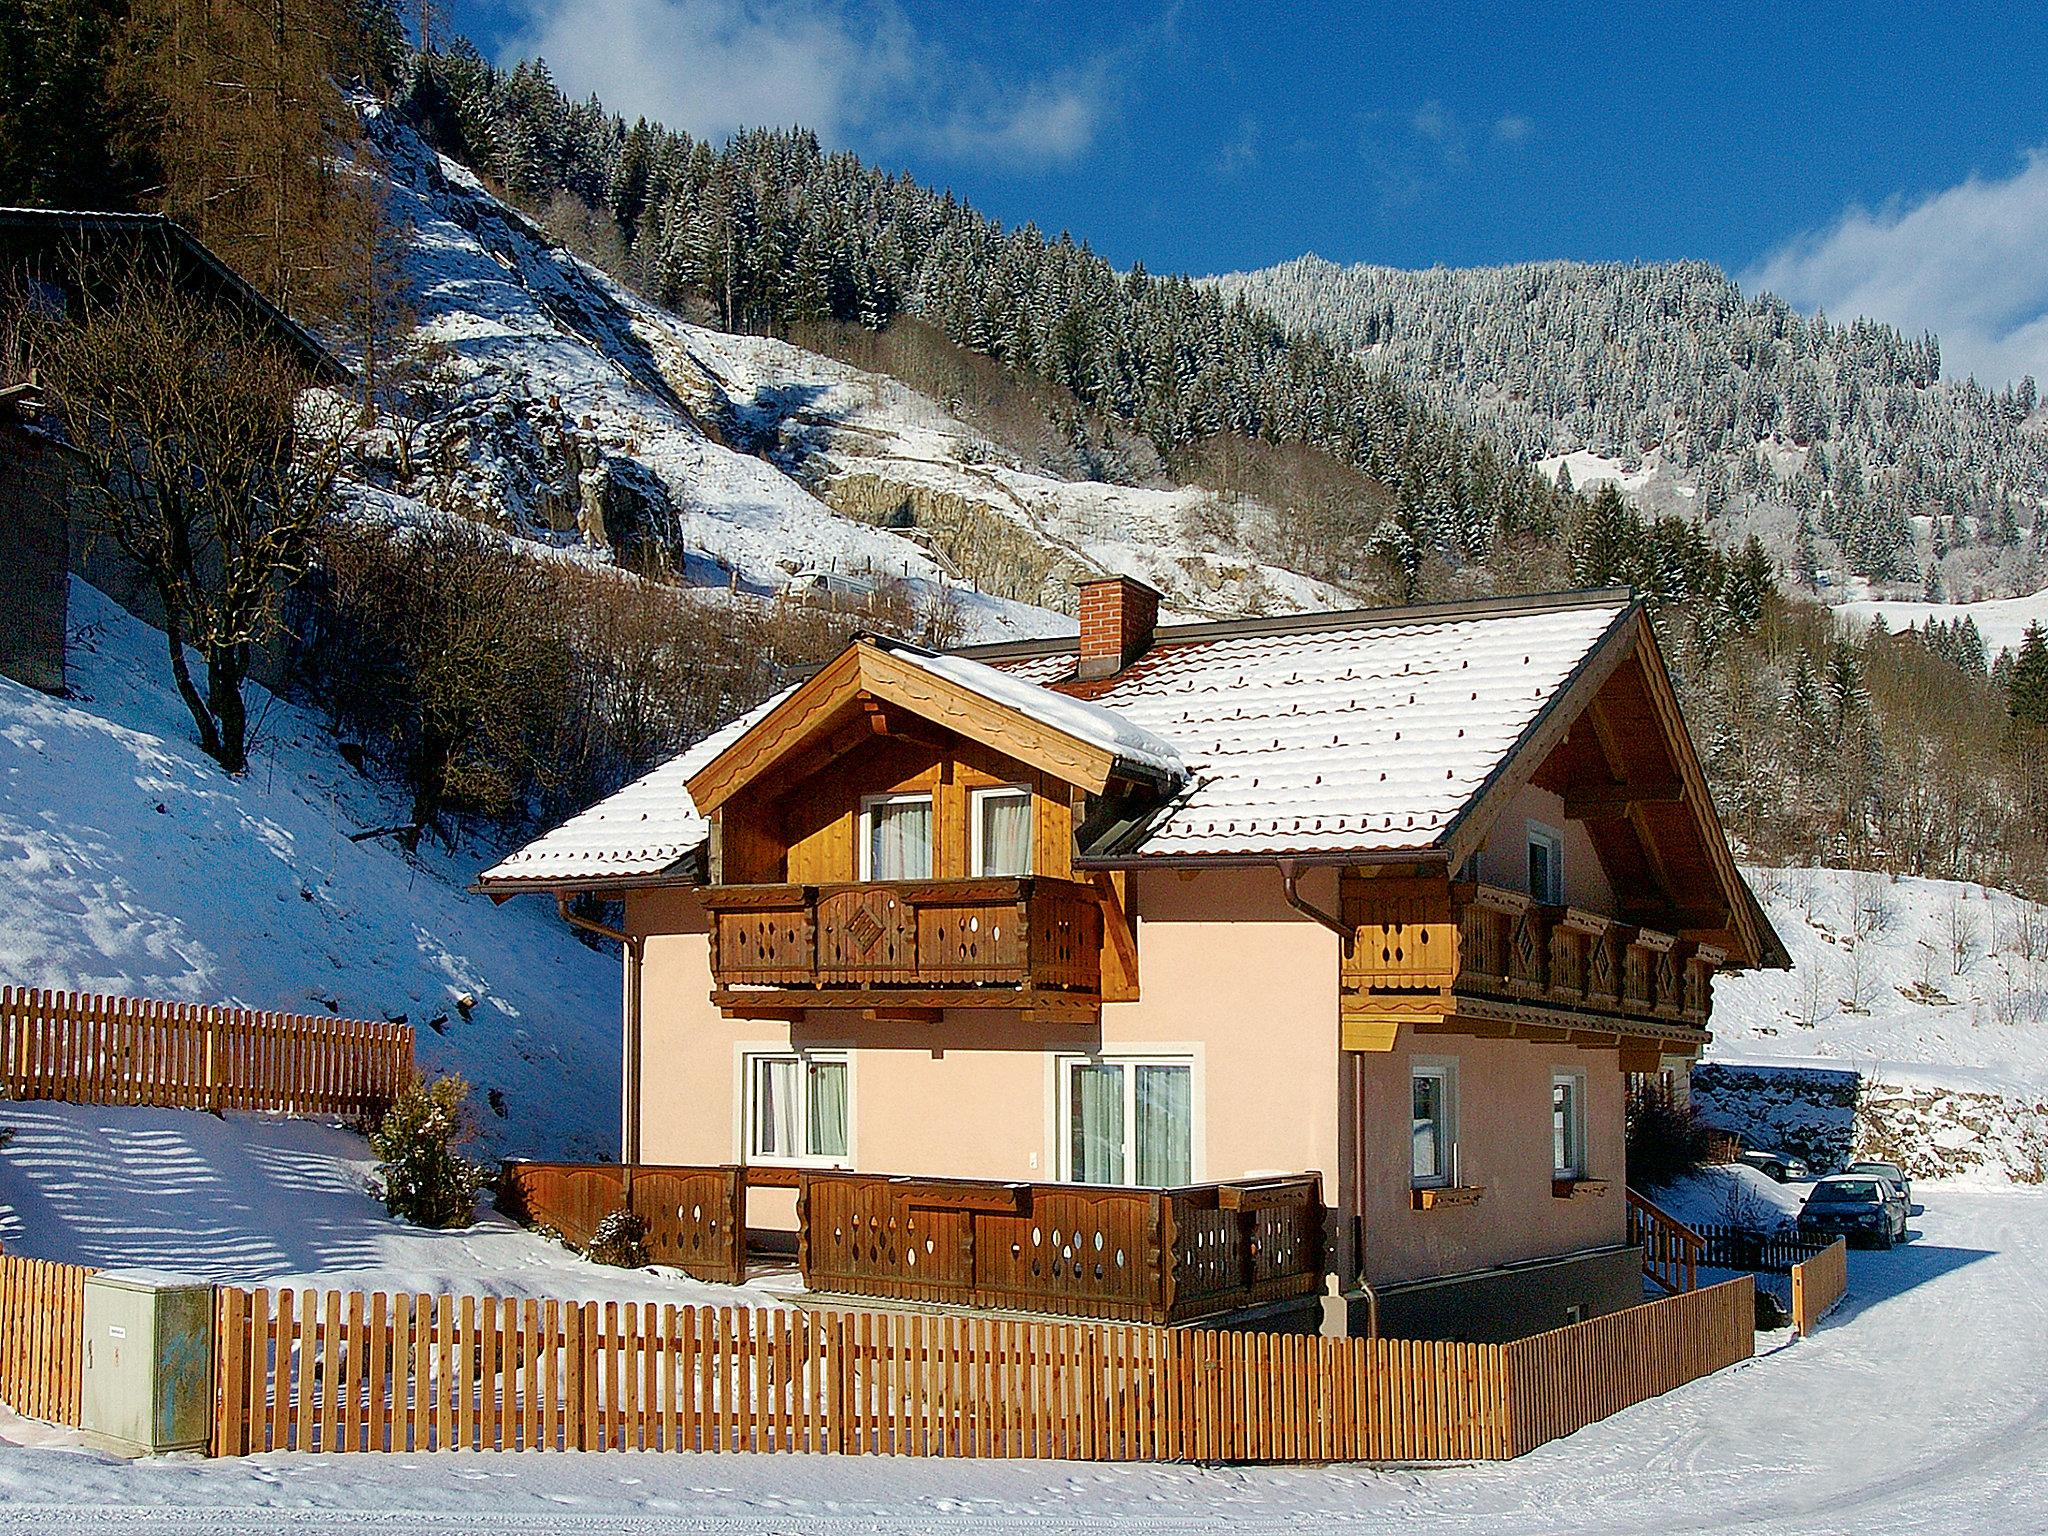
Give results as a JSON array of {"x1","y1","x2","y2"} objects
[
  {"x1": 1844, "y1": 1159, "x2": 1913, "y2": 1209},
  {"x1": 1798, "y1": 1174, "x2": 1909, "y2": 1248},
  {"x1": 1738, "y1": 1149, "x2": 1811, "y2": 1183}
]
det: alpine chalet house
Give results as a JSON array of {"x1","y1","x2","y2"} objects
[{"x1": 481, "y1": 579, "x2": 1786, "y2": 1340}]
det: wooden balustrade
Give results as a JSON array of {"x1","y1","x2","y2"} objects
[
  {"x1": 798, "y1": 1170, "x2": 1324, "y2": 1325},
  {"x1": 1625, "y1": 1188, "x2": 1704, "y2": 1294},
  {"x1": 703, "y1": 877, "x2": 1105, "y2": 1005},
  {"x1": 1347, "y1": 882, "x2": 1714, "y2": 1039}
]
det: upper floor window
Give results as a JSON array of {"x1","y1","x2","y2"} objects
[
  {"x1": 745, "y1": 1050, "x2": 849, "y2": 1164},
  {"x1": 862, "y1": 792, "x2": 933, "y2": 880},
  {"x1": 971, "y1": 785, "x2": 1033, "y2": 877},
  {"x1": 1527, "y1": 822, "x2": 1564, "y2": 905}
]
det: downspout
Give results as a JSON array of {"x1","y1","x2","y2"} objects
[
  {"x1": 1279, "y1": 859, "x2": 1349, "y2": 937},
  {"x1": 1282, "y1": 858, "x2": 1370, "y2": 1334},
  {"x1": 557, "y1": 895, "x2": 644, "y2": 1200}
]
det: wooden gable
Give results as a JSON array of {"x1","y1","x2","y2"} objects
[{"x1": 1443, "y1": 608, "x2": 1785, "y2": 969}]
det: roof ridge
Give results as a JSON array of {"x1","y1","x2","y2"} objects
[{"x1": 951, "y1": 585, "x2": 1637, "y2": 663}]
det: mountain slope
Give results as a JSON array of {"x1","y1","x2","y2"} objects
[
  {"x1": 356, "y1": 107, "x2": 1364, "y2": 628},
  {"x1": 1212, "y1": 255, "x2": 2048, "y2": 601},
  {"x1": 0, "y1": 581, "x2": 621, "y2": 1159}
]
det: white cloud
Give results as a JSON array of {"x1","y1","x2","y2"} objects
[
  {"x1": 499, "y1": 0, "x2": 1104, "y2": 169},
  {"x1": 1492, "y1": 114, "x2": 1532, "y2": 144},
  {"x1": 1745, "y1": 149, "x2": 2048, "y2": 388}
]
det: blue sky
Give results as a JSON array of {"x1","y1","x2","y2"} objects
[{"x1": 454, "y1": 0, "x2": 2048, "y2": 385}]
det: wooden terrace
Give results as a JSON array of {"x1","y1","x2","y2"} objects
[{"x1": 501, "y1": 1161, "x2": 1327, "y2": 1328}]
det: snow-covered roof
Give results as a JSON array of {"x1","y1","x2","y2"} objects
[
  {"x1": 477, "y1": 691, "x2": 791, "y2": 890},
  {"x1": 871, "y1": 638, "x2": 1186, "y2": 785},
  {"x1": 989, "y1": 592, "x2": 1630, "y2": 860},
  {"x1": 481, "y1": 591, "x2": 1633, "y2": 889}
]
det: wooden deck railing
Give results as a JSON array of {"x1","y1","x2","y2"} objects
[
  {"x1": 1344, "y1": 879, "x2": 1716, "y2": 1039},
  {"x1": 0, "y1": 1253, "x2": 93, "y2": 1427},
  {"x1": 1625, "y1": 1188, "x2": 1704, "y2": 1294},
  {"x1": 0, "y1": 986, "x2": 413, "y2": 1118},
  {"x1": 1791, "y1": 1238, "x2": 1848, "y2": 1335},
  {"x1": 701, "y1": 877, "x2": 1103, "y2": 1002},
  {"x1": 498, "y1": 1161, "x2": 746, "y2": 1284},
  {"x1": 207, "y1": 1275, "x2": 1755, "y2": 1461},
  {"x1": 799, "y1": 1170, "x2": 1324, "y2": 1325}
]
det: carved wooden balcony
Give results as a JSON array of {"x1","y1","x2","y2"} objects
[
  {"x1": 702, "y1": 876, "x2": 1105, "y2": 1020},
  {"x1": 1341, "y1": 878, "x2": 1718, "y2": 1052}
]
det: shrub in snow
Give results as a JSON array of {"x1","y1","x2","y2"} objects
[
  {"x1": 1625, "y1": 1092, "x2": 1711, "y2": 1189},
  {"x1": 1754, "y1": 1287, "x2": 1791, "y2": 1331},
  {"x1": 369, "y1": 1074, "x2": 485, "y2": 1229},
  {"x1": 586, "y1": 1208, "x2": 648, "y2": 1268}
]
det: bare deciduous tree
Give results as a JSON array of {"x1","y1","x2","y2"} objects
[{"x1": 31, "y1": 274, "x2": 346, "y2": 773}]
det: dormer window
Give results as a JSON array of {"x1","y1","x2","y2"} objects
[
  {"x1": 971, "y1": 785, "x2": 1034, "y2": 877},
  {"x1": 1527, "y1": 822, "x2": 1564, "y2": 905},
  {"x1": 861, "y1": 792, "x2": 933, "y2": 880}
]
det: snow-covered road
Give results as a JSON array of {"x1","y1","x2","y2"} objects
[{"x1": 0, "y1": 1190, "x2": 2042, "y2": 1534}]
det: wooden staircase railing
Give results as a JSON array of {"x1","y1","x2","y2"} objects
[{"x1": 1626, "y1": 1187, "x2": 1704, "y2": 1294}]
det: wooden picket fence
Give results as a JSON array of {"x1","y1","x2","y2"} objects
[
  {"x1": 0, "y1": 986, "x2": 412, "y2": 1118},
  {"x1": 0, "y1": 1253, "x2": 93, "y2": 1427},
  {"x1": 210, "y1": 1276, "x2": 1755, "y2": 1462},
  {"x1": 1790, "y1": 1238, "x2": 1848, "y2": 1336}
]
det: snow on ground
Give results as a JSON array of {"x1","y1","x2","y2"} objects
[
  {"x1": 0, "y1": 1187, "x2": 2040, "y2": 1533},
  {"x1": 1832, "y1": 584, "x2": 2048, "y2": 659},
  {"x1": 1716, "y1": 867, "x2": 2048, "y2": 1101},
  {"x1": 0, "y1": 582, "x2": 620, "y2": 1160},
  {"x1": 1703, "y1": 866, "x2": 2048, "y2": 1182},
  {"x1": 0, "y1": 1100, "x2": 779, "y2": 1308}
]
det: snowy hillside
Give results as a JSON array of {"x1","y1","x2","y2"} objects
[
  {"x1": 1708, "y1": 866, "x2": 2048, "y2": 1181},
  {"x1": 1212, "y1": 254, "x2": 2048, "y2": 604},
  {"x1": 1833, "y1": 585, "x2": 2048, "y2": 658},
  {"x1": 358, "y1": 109, "x2": 1356, "y2": 630},
  {"x1": 0, "y1": 581, "x2": 621, "y2": 1160}
]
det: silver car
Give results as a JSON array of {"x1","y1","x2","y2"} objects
[{"x1": 1844, "y1": 1159, "x2": 1913, "y2": 1210}]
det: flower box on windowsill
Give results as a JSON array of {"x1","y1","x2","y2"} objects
[
  {"x1": 1552, "y1": 1177, "x2": 1610, "y2": 1200},
  {"x1": 1411, "y1": 1185, "x2": 1484, "y2": 1211}
]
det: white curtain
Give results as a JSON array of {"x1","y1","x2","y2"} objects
[
  {"x1": 977, "y1": 789, "x2": 1033, "y2": 876},
  {"x1": 1135, "y1": 1064, "x2": 1191, "y2": 1186},
  {"x1": 870, "y1": 797, "x2": 932, "y2": 880},
  {"x1": 808, "y1": 1059, "x2": 849, "y2": 1159},
  {"x1": 753, "y1": 1057, "x2": 800, "y2": 1158},
  {"x1": 1412, "y1": 1074, "x2": 1444, "y2": 1183},
  {"x1": 1553, "y1": 1080, "x2": 1577, "y2": 1175},
  {"x1": 1069, "y1": 1063, "x2": 1124, "y2": 1184}
]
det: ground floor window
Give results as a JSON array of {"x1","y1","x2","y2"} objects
[
  {"x1": 1061, "y1": 1056, "x2": 1192, "y2": 1187},
  {"x1": 1553, "y1": 1070, "x2": 1587, "y2": 1178},
  {"x1": 744, "y1": 1051, "x2": 849, "y2": 1164},
  {"x1": 1412, "y1": 1062, "x2": 1456, "y2": 1187}
]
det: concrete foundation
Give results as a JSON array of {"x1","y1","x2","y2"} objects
[{"x1": 1359, "y1": 1243, "x2": 1645, "y2": 1343}]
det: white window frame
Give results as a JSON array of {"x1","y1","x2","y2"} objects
[
  {"x1": 740, "y1": 1048, "x2": 852, "y2": 1168},
  {"x1": 968, "y1": 784, "x2": 1035, "y2": 877},
  {"x1": 1055, "y1": 1052, "x2": 1197, "y2": 1188},
  {"x1": 859, "y1": 790, "x2": 934, "y2": 881},
  {"x1": 1527, "y1": 821, "x2": 1565, "y2": 905},
  {"x1": 1410, "y1": 1059, "x2": 1458, "y2": 1189},
  {"x1": 1552, "y1": 1069, "x2": 1588, "y2": 1180}
]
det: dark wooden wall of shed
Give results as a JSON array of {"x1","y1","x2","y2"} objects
[{"x1": 0, "y1": 422, "x2": 69, "y2": 694}]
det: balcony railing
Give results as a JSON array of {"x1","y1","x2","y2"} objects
[
  {"x1": 1346, "y1": 880, "x2": 1715, "y2": 1035},
  {"x1": 702, "y1": 876, "x2": 1104, "y2": 1003}
]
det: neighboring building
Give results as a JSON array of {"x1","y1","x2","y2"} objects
[
  {"x1": 481, "y1": 578, "x2": 1788, "y2": 1340},
  {"x1": 0, "y1": 382, "x2": 68, "y2": 693},
  {"x1": 0, "y1": 208, "x2": 350, "y2": 688}
]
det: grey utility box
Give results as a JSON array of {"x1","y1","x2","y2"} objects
[{"x1": 79, "y1": 1270, "x2": 214, "y2": 1456}]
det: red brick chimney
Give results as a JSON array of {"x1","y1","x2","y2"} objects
[{"x1": 1076, "y1": 575, "x2": 1161, "y2": 680}]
